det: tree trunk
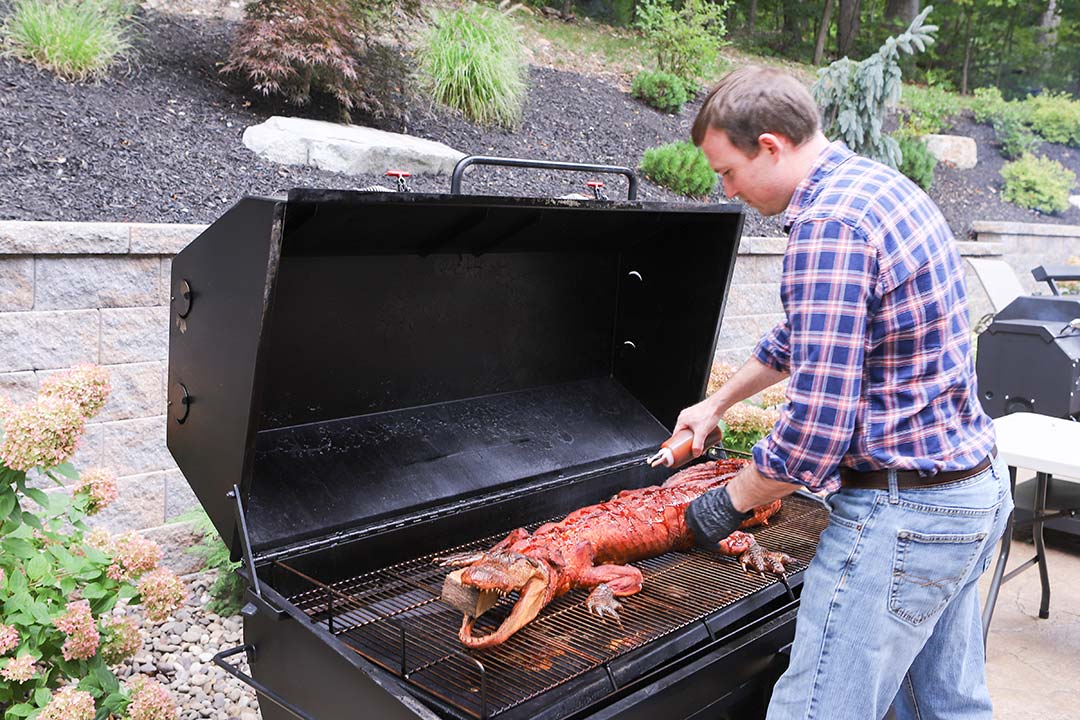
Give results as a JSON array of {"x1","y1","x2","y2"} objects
[
  {"x1": 961, "y1": 8, "x2": 974, "y2": 95},
  {"x1": 747, "y1": 0, "x2": 758, "y2": 34},
  {"x1": 884, "y1": 0, "x2": 919, "y2": 24},
  {"x1": 837, "y1": 0, "x2": 861, "y2": 58},
  {"x1": 1037, "y1": 0, "x2": 1061, "y2": 46},
  {"x1": 781, "y1": 0, "x2": 804, "y2": 52},
  {"x1": 814, "y1": 0, "x2": 835, "y2": 65}
]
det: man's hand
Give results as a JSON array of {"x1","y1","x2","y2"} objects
[{"x1": 671, "y1": 396, "x2": 726, "y2": 461}]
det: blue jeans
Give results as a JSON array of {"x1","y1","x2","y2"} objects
[{"x1": 767, "y1": 455, "x2": 1012, "y2": 720}]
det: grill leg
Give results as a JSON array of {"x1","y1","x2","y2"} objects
[
  {"x1": 982, "y1": 467, "x2": 1015, "y2": 647},
  {"x1": 1034, "y1": 472, "x2": 1051, "y2": 619}
]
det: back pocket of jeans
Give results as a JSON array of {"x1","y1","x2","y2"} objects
[{"x1": 889, "y1": 530, "x2": 987, "y2": 626}]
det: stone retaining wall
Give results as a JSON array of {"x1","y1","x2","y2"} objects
[
  {"x1": 971, "y1": 221, "x2": 1080, "y2": 295},
  {"x1": 0, "y1": 220, "x2": 1015, "y2": 566}
]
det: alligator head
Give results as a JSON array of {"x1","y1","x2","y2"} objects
[{"x1": 454, "y1": 551, "x2": 555, "y2": 649}]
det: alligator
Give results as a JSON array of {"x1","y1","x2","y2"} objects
[{"x1": 440, "y1": 458, "x2": 791, "y2": 649}]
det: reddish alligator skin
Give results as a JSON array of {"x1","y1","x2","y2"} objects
[{"x1": 447, "y1": 459, "x2": 787, "y2": 649}]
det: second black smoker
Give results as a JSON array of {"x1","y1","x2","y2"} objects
[{"x1": 166, "y1": 158, "x2": 829, "y2": 720}]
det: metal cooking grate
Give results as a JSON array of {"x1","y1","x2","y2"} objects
[{"x1": 280, "y1": 494, "x2": 828, "y2": 719}]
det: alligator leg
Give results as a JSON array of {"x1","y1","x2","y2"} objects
[
  {"x1": 715, "y1": 531, "x2": 792, "y2": 575},
  {"x1": 580, "y1": 565, "x2": 644, "y2": 620}
]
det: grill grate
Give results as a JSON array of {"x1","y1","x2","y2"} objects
[{"x1": 280, "y1": 494, "x2": 828, "y2": 719}]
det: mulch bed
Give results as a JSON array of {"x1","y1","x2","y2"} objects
[{"x1": 2, "y1": 8, "x2": 1080, "y2": 240}]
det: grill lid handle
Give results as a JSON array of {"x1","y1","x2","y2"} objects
[{"x1": 450, "y1": 155, "x2": 639, "y2": 200}]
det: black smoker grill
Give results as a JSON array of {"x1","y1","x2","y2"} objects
[
  {"x1": 166, "y1": 159, "x2": 829, "y2": 720},
  {"x1": 977, "y1": 264, "x2": 1080, "y2": 537}
]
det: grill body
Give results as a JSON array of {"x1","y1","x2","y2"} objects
[{"x1": 167, "y1": 180, "x2": 827, "y2": 719}]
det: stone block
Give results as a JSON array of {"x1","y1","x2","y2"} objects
[
  {"x1": 165, "y1": 469, "x2": 200, "y2": 522},
  {"x1": 713, "y1": 346, "x2": 755, "y2": 369},
  {"x1": 129, "y1": 223, "x2": 207, "y2": 255},
  {"x1": 724, "y1": 283, "x2": 783, "y2": 317},
  {"x1": 243, "y1": 116, "x2": 467, "y2": 176},
  {"x1": 43, "y1": 361, "x2": 164, "y2": 422},
  {"x1": 920, "y1": 134, "x2": 978, "y2": 170},
  {"x1": 732, "y1": 255, "x2": 784, "y2": 286},
  {"x1": 100, "y1": 307, "x2": 169, "y2": 364},
  {"x1": 86, "y1": 471, "x2": 166, "y2": 532},
  {"x1": 101, "y1": 416, "x2": 176, "y2": 477},
  {"x1": 1071, "y1": 195, "x2": 1080, "y2": 211},
  {"x1": 35, "y1": 256, "x2": 159, "y2": 310},
  {"x1": 0, "y1": 258, "x2": 33, "y2": 311},
  {"x1": 956, "y1": 241, "x2": 1002, "y2": 257},
  {"x1": 159, "y1": 258, "x2": 173, "y2": 305},
  {"x1": 0, "y1": 371, "x2": 38, "y2": 403},
  {"x1": 746, "y1": 236, "x2": 788, "y2": 255},
  {"x1": 143, "y1": 520, "x2": 204, "y2": 575},
  {"x1": 0, "y1": 221, "x2": 128, "y2": 254},
  {"x1": 718, "y1": 313, "x2": 785, "y2": 351},
  {"x1": 0, "y1": 309, "x2": 99, "y2": 372}
]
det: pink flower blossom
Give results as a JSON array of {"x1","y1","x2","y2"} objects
[
  {"x1": 40, "y1": 364, "x2": 111, "y2": 419},
  {"x1": 0, "y1": 394, "x2": 13, "y2": 423},
  {"x1": 38, "y1": 686, "x2": 96, "y2": 720},
  {"x1": 723, "y1": 403, "x2": 781, "y2": 436},
  {"x1": 54, "y1": 599, "x2": 100, "y2": 661},
  {"x1": 109, "y1": 533, "x2": 162, "y2": 580},
  {"x1": 0, "y1": 396, "x2": 85, "y2": 471},
  {"x1": 0, "y1": 623, "x2": 19, "y2": 655},
  {"x1": 707, "y1": 362, "x2": 738, "y2": 396},
  {"x1": 0, "y1": 653, "x2": 37, "y2": 682},
  {"x1": 0, "y1": 567, "x2": 5, "y2": 586},
  {"x1": 755, "y1": 382, "x2": 789, "y2": 410},
  {"x1": 101, "y1": 616, "x2": 142, "y2": 665},
  {"x1": 73, "y1": 467, "x2": 119, "y2": 515},
  {"x1": 87, "y1": 528, "x2": 113, "y2": 551},
  {"x1": 137, "y1": 568, "x2": 187, "y2": 622},
  {"x1": 127, "y1": 676, "x2": 178, "y2": 720}
]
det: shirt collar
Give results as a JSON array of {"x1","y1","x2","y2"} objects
[{"x1": 781, "y1": 141, "x2": 853, "y2": 233}]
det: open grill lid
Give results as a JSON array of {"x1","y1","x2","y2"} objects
[{"x1": 166, "y1": 185, "x2": 743, "y2": 559}]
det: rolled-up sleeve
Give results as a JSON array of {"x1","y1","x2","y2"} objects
[{"x1": 752, "y1": 219, "x2": 878, "y2": 490}]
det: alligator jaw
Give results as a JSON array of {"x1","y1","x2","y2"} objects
[{"x1": 458, "y1": 575, "x2": 551, "y2": 649}]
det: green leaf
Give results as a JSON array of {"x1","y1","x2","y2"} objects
[
  {"x1": 23, "y1": 487, "x2": 50, "y2": 510},
  {"x1": 0, "y1": 487, "x2": 16, "y2": 520},
  {"x1": 82, "y1": 582, "x2": 108, "y2": 599},
  {"x1": 21, "y1": 512, "x2": 42, "y2": 530},
  {"x1": 26, "y1": 555, "x2": 50, "y2": 581},
  {"x1": 5, "y1": 703, "x2": 35, "y2": 718},
  {"x1": 2, "y1": 538, "x2": 36, "y2": 559},
  {"x1": 91, "y1": 662, "x2": 119, "y2": 694},
  {"x1": 28, "y1": 601, "x2": 54, "y2": 626},
  {"x1": 32, "y1": 688, "x2": 50, "y2": 707},
  {"x1": 53, "y1": 462, "x2": 79, "y2": 480}
]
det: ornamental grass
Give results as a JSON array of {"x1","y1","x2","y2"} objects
[{"x1": 3, "y1": 0, "x2": 132, "y2": 81}]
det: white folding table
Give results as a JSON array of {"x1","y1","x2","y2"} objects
[{"x1": 981, "y1": 412, "x2": 1080, "y2": 644}]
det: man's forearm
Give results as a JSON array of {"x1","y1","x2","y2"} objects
[
  {"x1": 726, "y1": 461, "x2": 800, "y2": 512},
  {"x1": 709, "y1": 358, "x2": 789, "y2": 417}
]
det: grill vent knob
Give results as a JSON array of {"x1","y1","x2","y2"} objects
[
  {"x1": 174, "y1": 279, "x2": 193, "y2": 319},
  {"x1": 170, "y1": 383, "x2": 191, "y2": 424}
]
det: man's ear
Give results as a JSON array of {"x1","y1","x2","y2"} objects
[{"x1": 757, "y1": 133, "x2": 785, "y2": 157}]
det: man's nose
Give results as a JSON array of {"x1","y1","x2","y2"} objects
[{"x1": 722, "y1": 178, "x2": 738, "y2": 199}]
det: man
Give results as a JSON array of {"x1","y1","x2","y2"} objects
[{"x1": 666, "y1": 66, "x2": 1012, "y2": 719}]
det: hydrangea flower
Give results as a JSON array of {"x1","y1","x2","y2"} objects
[
  {"x1": 73, "y1": 467, "x2": 119, "y2": 515},
  {"x1": 126, "y1": 676, "x2": 178, "y2": 720},
  {"x1": 0, "y1": 653, "x2": 38, "y2": 682},
  {"x1": 755, "y1": 382, "x2": 789, "y2": 410},
  {"x1": 87, "y1": 527, "x2": 113, "y2": 551},
  {"x1": 137, "y1": 568, "x2": 187, "y2": 622},
  {"x1": 40, "y1": 364, "x2": 111, "y2": 419},
  {"x1": 0, "y1": 623, "x2": 19, "y2": 655},
  {"x1": 707, "y1": 362, "x2": 738, "y2": 396},
  {"x1": 107, "y1": 533, "x2": 162, "y2": 581},
  {"x1": 54, "y1": 600, "x2": 100, "y2": 661},
  {"x1": 101, "y1": 616, "x2": 141, "y2": 665},
  {"x1": 0, "y1": 396, "x2": 86, "y2": 471},
  {"x1": 38, "y1": 686, "x2": 96, "y2": 720},
  {"x1": 723, "y1": 403, "x2": 781, "y2": 436}
]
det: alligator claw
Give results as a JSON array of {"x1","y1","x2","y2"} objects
[
  {"x1": 737, "y1": 541, "x2": 793, "y2": 576},
  {"x1": 586, "y1": 584, "x2": 623, "y2": 621}
]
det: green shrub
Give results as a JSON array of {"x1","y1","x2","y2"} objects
[
  {"x1": 900, "y1": 84, "x2": 964, "y2": 135},
  {"x1": 971, "y1": 86, "x2": 1007, "y2": 123},
  {"x1": 993, "y1": 112, "x2": 1039, "y2": 160},
  {"x1": 1000, "y1": 154, "x2": 1077, "y2": 214},
  {"x1": 3, "y1": 0, "x2": 131, "y2": 80},
  {"x1": 639, "y1": 140, "x2": 717, "y2": 198},
  {"x1": 178, "y1": 509, "x2": 246, "y2": 617},
  {"x1": 631, "y1": 69, "x2": 689, "y2": 113},
  {"x1": 419, "y1": 4, "x2": 527, "y2": 129},
  {"x1": 896, "y1": 134, "x2": 936, "y2": 191},
  {"x1": 634, "y1": 0, "x2": 727, "y2": 95},
  {"x1": 1024, "y1": 91, "x2": 1080, "y2": 147}
]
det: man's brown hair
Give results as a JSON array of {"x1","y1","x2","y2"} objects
[{"x1": 691, "y1": 66, "x2": 820, "y2": 155}]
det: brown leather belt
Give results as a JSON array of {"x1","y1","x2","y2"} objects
[{"x1": 838, "y1": 445, "x2": 998, "y2": 490}]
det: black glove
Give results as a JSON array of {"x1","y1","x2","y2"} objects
[{"x1": 684, "y1": 485, "x2": 752, "y2": 548}]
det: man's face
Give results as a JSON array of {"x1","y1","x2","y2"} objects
[{"x1": 699, "y1": 128, "x2": 791, "y2": 217}]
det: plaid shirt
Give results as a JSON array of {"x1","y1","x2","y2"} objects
[{"x1": 751, "y1": 142, "x2": 996, "y2": 492}]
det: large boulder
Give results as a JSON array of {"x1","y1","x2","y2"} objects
[
  {"x1": 919, "y1": 134, "x2": 978, "y2": 170},
  {"x1": 242, "y1": 116, "x2": 467, "y2": 176},
  {"x1": 1070, "y1": 195, "x2": 1080, "y2": 210}
]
